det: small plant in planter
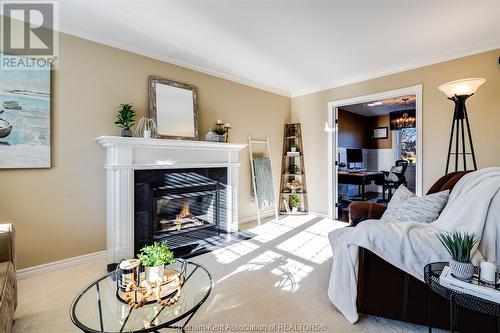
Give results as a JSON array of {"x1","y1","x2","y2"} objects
[
  {"x1": 115, "y1": 103, "x2": 136, "y2": 137},
  {"x1": 137, "y1": 242, "x2": 175, "y2": 282},
  {"x1": 213, "y1": 120, "x2": 227, "y2": 135},
  {"x1": 289, "y1": 194, "x2": 300, "y2": 213},
  {"x1": 290, "y1": 142, "x2": 297, "y2": 152},
  {"x1": 437, "y1": 231, "x2": 478, "y2": 280}
]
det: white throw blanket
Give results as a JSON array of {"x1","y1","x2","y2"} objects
[{"x1": 328, "y1": 167, "x2": 500, "y2": 324}]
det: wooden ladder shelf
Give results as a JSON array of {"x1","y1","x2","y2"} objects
[{"x1": 279, "y1": 123, "x2": 309, "y2": 215}]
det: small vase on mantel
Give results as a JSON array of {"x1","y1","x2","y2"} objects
[
  {"x1": 134, "y1": 117, "x2": 157, "y2": 139},
  {"x1": 121, "y1": 128, "x2": 133, "y2": 137}
]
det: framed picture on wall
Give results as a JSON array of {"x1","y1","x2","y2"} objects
[
  {"x1": 0, "y1": 54, "x2": 51, "y2": 169},
  {"x1": 373, "y1": 127, "x2": 388, "y2": 139}
]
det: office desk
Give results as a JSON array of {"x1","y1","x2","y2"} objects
[{"x1": 338, "y1": 171, "x2": 384, "y2": 200}]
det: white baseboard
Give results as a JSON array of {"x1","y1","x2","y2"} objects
[
  {"x1": 309, "y1": 211, "x2": 329, "y2": 219},
  {"x1": 17, "y1": 250, "x2": 106, "y2": 280},
  {"x1": 239, "y1": 210, "x2": 276, "y2": 224}
]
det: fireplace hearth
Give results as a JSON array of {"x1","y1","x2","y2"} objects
[{"x1": 135, "y1": 168, "x2": 227, "y2": 255}]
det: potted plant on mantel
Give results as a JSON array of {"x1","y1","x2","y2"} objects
[
  {"x1": 289, "y1": 194, "x2": 300, "y2": 213},
  {"x1": 115, "y1": 103, "x2": 136, "y2": 137},
  {"x1": 137, "y1": 242, "x2": 175, "y2": 282},
  {"x1": 438, "y1": 231, "x2": 478, "y2": 280}
]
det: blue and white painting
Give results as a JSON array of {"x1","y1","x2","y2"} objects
[{"x1": 0, "y1": 55, "x2": 50, "y2": 168}]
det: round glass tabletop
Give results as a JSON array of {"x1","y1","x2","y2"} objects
[{"x1": 70, "y1": 261, "x2": 212, "y2": 333}]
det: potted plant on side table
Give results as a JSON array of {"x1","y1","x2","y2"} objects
[
  {"x1": 137, "y1": 242, "x2": 175, "y2": 282},
  {"x1": 289, "y1": 194, "x2": 300, "y2": 213},
  {"x1": 115, "y1": 103, "x2": 136, "y2": 137},
  {"x1": 438, "y1": 231, "x2": 478, "y2": 280}
]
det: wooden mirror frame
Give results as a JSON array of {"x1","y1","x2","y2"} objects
[{"x1": 148, "y1": 76, "x2": 199, "y2": 140}]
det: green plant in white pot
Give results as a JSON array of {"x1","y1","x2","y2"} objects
[
  {"x1": 437, "y1": 231, "x2": 478, "y2": 280},
  {"x1": 290, "y1": 142, "x2": 297, "y2": 152},
  {"x1": 115, "y1": 103, "x2": 136, "y2": 137},
  {"x1": 289, "y1": 194, "x2": 300, "y2": 213},
  {"x1": 137, "y1": 242, "x2": 175, "y2": 282}
]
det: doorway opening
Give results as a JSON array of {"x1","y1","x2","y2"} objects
[{"x1": 327, "y1": 86, "x2": 422, "y2": 221}]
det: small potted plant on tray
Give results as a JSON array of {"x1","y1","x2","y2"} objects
[
  {"x1": 437, "y1": 231, "x2": 478, "y2": 280},
  {"x1": 290, "y1": 142, "x2": 297, "y2": 152},
  {"x1": 289, "y1": 194, "x2": 300, "y2": 213},
  {"x1": 137, "y1": 241, "x2": 175, "y2": 282},
  {"x1": 115, "y1": 103, "x2": 136, "y2": 137}
]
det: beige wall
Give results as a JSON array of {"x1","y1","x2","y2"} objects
[
  {"x1": 0, "y1": 33, "x2": 290, "y2": 269},
  {"x1": 292, "y1": 49, "x2": 500, "y2": 214}
]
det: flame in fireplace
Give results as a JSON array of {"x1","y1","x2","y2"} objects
[{"x1": 175, "y1": 201, "x2": 192, "y2": 230}]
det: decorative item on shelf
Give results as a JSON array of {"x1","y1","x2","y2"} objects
[
  {"x1": 389, "y1": 98, "x2": 416, "y2": 130},
  {"x1": 134, "y1": 117, "x2": 157, "y2": 139},
  {"x1": 137, "y1": 242, "x2": 175, "y2": 282},
  {"x1": 205, "y1": 128, "x2": 216, "y2": 142},
  {"x1": 290, "y1": 142, "x2": 297, "y2": 152},
  {"x1": 224, "y1": 123, "x2": 232, "y2": 142},
  {"x1": 207, "y1": 119, "x2": 228, "y2": 142},
  {"x1": 115, "y1": 103, "x2": 136, "y2": 137},
  {"x1": 437, "y1": 231, "x2": 478, "y2": 280},
  {"x1": 287, "y1": 163, "x2": 299, "y2": 175},
  {"x1": 288, "y1": 124, "x2": 297, "y2": 137},
  {"x1": 438, "y1": 78, "x2": 486, "y2": 173},
  {"x1": 289, "y1": 194, "x2": 300, "y2": 213},
  {"x1": 286, "y1": 179, "x2": 302, "y2": 193}
]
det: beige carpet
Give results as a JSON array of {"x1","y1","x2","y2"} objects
[{"x1": 13, "y1": 215, "x2": 438, "y2": 332}]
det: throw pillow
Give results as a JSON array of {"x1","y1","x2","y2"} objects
[{"x1": 382, "y1": 185, "x2": 450, "y2": 223}]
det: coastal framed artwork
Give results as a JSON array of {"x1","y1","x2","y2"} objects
[{"x1": 0, "y1": 54, "x2": 51, "y2": 168}]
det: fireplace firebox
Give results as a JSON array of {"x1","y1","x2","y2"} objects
[{"x1": 135, "y1": 168, "x2": 227, "y2": 255}]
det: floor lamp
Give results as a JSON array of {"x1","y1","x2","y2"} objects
[{"x1": 438, "y1": 78, "x2": 486, "y2": 173}]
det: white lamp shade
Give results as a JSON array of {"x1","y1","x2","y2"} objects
[{"x1": 438, "y1": 78, "x2": 486, "y2": 97}]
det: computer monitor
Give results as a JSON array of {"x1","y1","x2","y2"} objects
[{"x1": 346, "y1": 148, "x2": 363, "y2": 165}]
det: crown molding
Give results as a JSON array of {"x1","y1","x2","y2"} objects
[
  {"x1": 291, "y1": 41, "x2": 500, "y2": 97},
  {"x1": 57, "y1": 23, "x2": 499, "y2": 99},
  {"x1": 56, "y1": 24, "x2": 292, "y2": 97}
]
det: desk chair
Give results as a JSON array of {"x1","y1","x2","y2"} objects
[{"x1": 379, "y1": 160, "x2": 408, "y2": 200}]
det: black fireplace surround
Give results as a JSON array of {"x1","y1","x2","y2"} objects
[{"x1": 134, "y1": 168, "x2": 227, "y2": 255}]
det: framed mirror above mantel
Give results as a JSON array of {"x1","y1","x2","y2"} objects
[{"x1": 148, "y1": 76, "x2": 199, "y2": 140}]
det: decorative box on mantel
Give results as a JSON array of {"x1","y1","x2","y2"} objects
[{"x1": 96, "y1": 136, "x2": 247, "y2": 266}]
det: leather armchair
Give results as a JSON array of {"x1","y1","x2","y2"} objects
[{"x1": 349, "y1": 172, "x2": 497, "y2": 332}]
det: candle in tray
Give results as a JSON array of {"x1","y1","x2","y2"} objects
[
  {"x1": 143, "y1": 129, "x2": 151, "y2": 138},
  {"x1": 480, "y1": 261, "x2": 497, "y2": 283}
]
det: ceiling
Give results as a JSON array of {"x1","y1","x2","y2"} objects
[
  {"x1": 341, "y1": 95, "x2": 416, "y2": 117},
  {"x1": 56, "y1": 0, "x2": 500, "y2": 97}
]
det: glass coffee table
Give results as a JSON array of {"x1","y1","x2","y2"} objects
[{"x1": 70, "y1": 261, "x2": 212, "y2": 333}]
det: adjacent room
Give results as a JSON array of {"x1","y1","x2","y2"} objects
[
  {"x1": 1, "y1": 1, "x2": 500, "y2": 333},
  {"x1": 336, "y1": 95, "x2": 418, "y2": 221}
]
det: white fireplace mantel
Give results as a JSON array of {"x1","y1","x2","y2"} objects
[{"x1": 96, "y1": 136, "x2": 247, "y2": 265}]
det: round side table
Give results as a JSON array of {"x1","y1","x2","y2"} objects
[
  {"x1": 424, "y1": 262, "x2": 500, "y2": 333},
  {"x1": 71, "y1": 261, "x2": 212, "y2": 333}
]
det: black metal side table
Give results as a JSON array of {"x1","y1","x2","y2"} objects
[{"x1": 424, "y1": 262, "x2": 500, "y2": 333}]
